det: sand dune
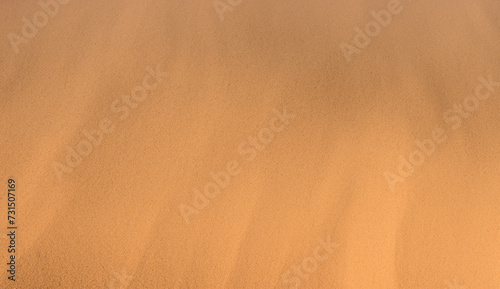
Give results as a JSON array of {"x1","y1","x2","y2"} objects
[{"x1": 0, "y1": 0, "x2": 499, "y2": 288}]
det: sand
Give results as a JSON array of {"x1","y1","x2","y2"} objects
[{"x1": 0, "y1": 0, "x2": 499, "y2": 288}]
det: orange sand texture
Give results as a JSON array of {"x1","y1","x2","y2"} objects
[{"x1": 1, "y1": 0, "x2": 499, "y2": 288}]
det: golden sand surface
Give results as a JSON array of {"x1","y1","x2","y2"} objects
[{"x1": 0, "y1": 0, "x2": 499, "y2": 288}]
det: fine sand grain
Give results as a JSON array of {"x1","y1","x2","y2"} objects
[{"x1": 1, "y1": 0, "x2": 499, "y2": 288}]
